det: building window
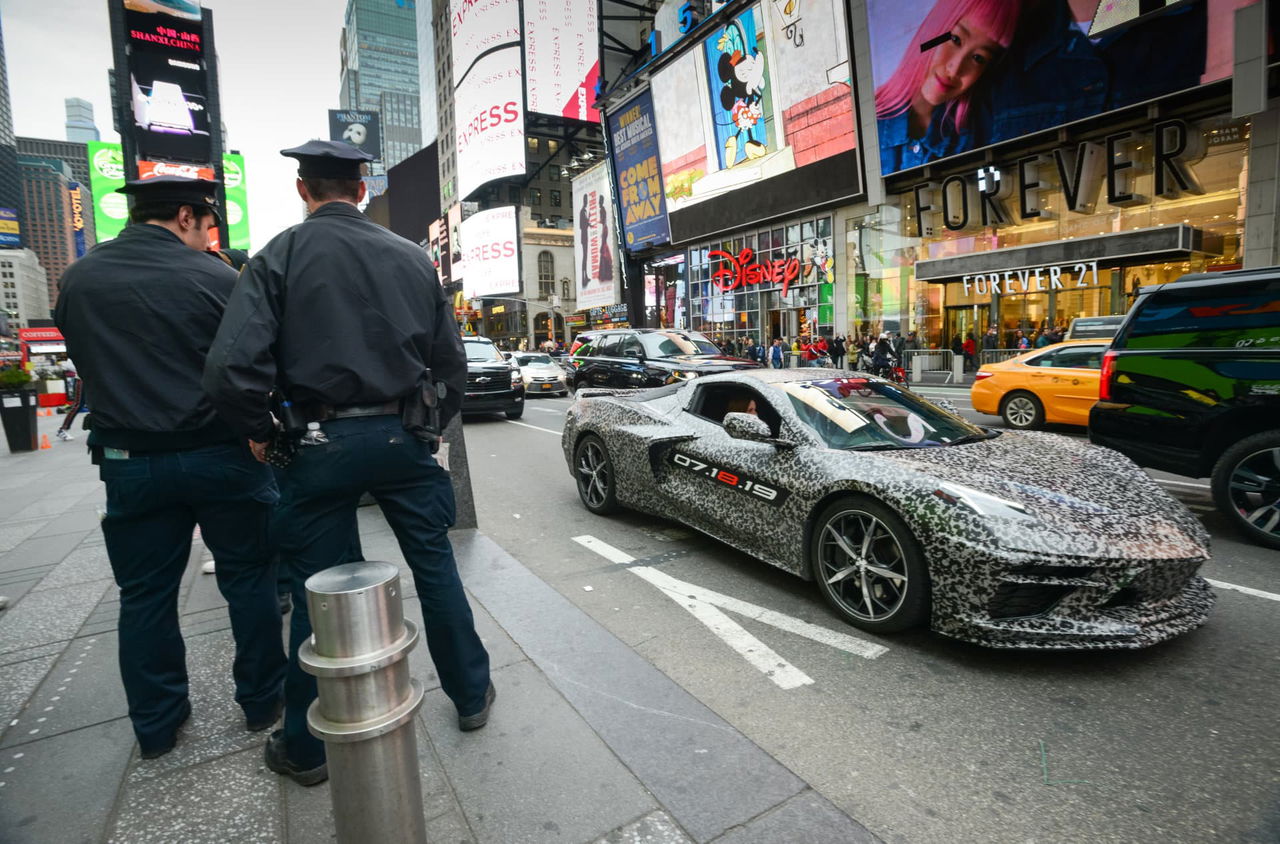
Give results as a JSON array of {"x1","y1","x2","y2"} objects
[
  {"x1": 547, "y1": 140, "x2": 559, "y2": 154},
  {"x1": 527, "y1": 137, "x2": 539, "y2": 152},
  {"x1": 550, "y1": 190, "x2": 562, "y2": 207},
  {"x1": 538, "y1": 251, "x2": 554, "y2": 298},
  {"x1": 529, "y1": 188, "x2": 542, "y2": 206},
  {"x1": 508, "y1": 185, "x2": 522, "y2": 205}
]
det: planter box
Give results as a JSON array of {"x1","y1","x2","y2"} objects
[{"x1": 0, "y1": 389, "x2": 39, "y2": 452}]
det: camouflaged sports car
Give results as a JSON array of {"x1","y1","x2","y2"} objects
[{"x1": 562, "y1": 369, "x2": 1215, "y2": 649}]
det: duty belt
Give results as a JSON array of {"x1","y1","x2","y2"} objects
[{"x1": 323, "y1": 400, "x2": 402, "y2": 420}]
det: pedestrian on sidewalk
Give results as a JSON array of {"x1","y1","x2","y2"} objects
[
  {"x1": 203, "y1": 141, "x2": 493, "y2": 788},
  {"x1": 54, "y1": 177, "x2": 287, "y2": 761},
  {"x1": 56, "y1": 366, "x2": 84, "y2": 441}
]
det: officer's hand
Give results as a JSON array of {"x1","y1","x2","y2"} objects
[{"x1": 249, "y1": 440, "x2": 269, "y2": 463}]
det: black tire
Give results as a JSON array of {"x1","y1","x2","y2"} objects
[
  {"x1": 1000, "y1": 391, "x2": 1044, "y2": 430},
  {"x1": 504, "y1": 405, "x2": 524, "y2": 420},
  {"x1": 1210, "y1": 430, "x2": 1280, "y2": 550},
  {"x1": 810, "y1": 495, "x2": 930, "y2": 634},
  {"x1": 573, "y1": 434, "x2": 620, "y2": 515}
]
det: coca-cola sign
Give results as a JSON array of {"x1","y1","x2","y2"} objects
[
  {"x1": 138, "y1": 160, "x2": 214, "y2": 181},
  {"x1": 709, "y1": 248, "x2": 802, "y2": 297}
]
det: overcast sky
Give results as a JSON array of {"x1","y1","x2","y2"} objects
[{"x1": 1, "y1": 0, "x2": 350, "y2": 250}]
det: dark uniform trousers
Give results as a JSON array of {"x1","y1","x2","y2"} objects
[
  {"x1": 99, "y1": 442, "x2": 288, "y2": 752},
  {"x1": 276, "y1": 415, "x2": 491, "y2": 768}
]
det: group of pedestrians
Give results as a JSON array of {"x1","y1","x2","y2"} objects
[
  {"x1": 953, "y1": 323, "x2": 1068, "y2": 371},
  {"x1": 52, "y1": 140, "x2": 494, "y2": 786}
]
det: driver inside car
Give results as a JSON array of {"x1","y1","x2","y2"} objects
[{"x1": 726, "y1": 396, "x2": 759, "y2": 416}]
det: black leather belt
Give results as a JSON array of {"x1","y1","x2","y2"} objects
[{"x1": 326, "y1": 400, "x2": 402, "y2": 420}]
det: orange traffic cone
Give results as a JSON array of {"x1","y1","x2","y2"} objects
[{"x1": 40, "y1": 435, "x2": 52, "y2": 450}]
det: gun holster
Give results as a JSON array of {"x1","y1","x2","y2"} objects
[{"x1": 401, "y1": 370, "x2": 445, "y2": 453}]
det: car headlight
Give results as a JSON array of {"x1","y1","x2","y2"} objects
[
  {"x1": 932, "y1": 482, "x2": 1034, "y2": 521},
  {"x1": 669, "y1": 370, "x2": 700, "y2": 381},
  {"x1": 511, "y1": 370, "x2": 522, "y2": 386}
]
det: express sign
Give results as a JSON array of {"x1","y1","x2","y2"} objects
[{"x1": 710, "y1": 248, "x2": 802, "y2": 297}]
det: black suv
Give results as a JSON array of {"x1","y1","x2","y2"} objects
[
  {"x1": 569, "y1": 328, "x2": 759, "y2": 391},
  {"x1": 462, "y1": 336, "x2": 524, "y2": 419},
  {"x1": 1090, "y1": 268, "x2": 1280, "y2": 548}
]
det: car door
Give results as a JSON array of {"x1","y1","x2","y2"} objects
[
  {"x1": 613, "y1": 334, "x2": 651, "y2": 388},
  {"x1": 1025, "y1": 345, "x2": 1106, "y2": 425},
  {"x1": 586, "y1": 335, "x2": 620, "y2": 387},
  {"x1": 657, "y1": 384, "x2": 797, "y2": 550}
]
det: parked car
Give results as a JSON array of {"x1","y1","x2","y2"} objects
[
  {"x1": 569, "y1": 328, "x2": 759, "y2": 391},
  {"x1": 970, "y1": 339, "x2": 1109, "y2": 429},
  {"x1": 1090, "y1": 267, "x2": 1280, "y2": 549},
  {"x1": 462, "y1": 336, "x2": 524, "y2": 419},
  {"x1": 1065, "y1": 315, "x2": 1126, "y2": 340},
  {"x1": 511, "y1": 351, "x2": 568, "y2": 396},
  {"x1": 564, "y1": 370, "x2": 1212, "y2": 648}
]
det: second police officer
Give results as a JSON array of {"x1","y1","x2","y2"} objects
[
  {"x1": 55, "y1": 177, "x2": 287, "y2": 759},
  {"x1": 203, "y1": 140, "x2": 493, "y2": 786}
]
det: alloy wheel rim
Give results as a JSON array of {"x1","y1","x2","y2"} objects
[
  {"x1": 576, "y1": 442, "x2": 610, "y2": 508},
  {"x1": 1006, "y1": 397, "x2": 1036, "y2": 427},
  {"x1": 1228, "y1": 447, "x2": 1280, "y2": 538},
  {"x1": 816, "y1": 509, "x2": 908, "y2": 621}
]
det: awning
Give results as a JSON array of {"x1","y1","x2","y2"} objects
[
  {"x1": 27, "y1": 343, "x2": 66, "y2": 354},
  {"x1": 914, "y1": 224, "x2": 1222, "y2": 283}
]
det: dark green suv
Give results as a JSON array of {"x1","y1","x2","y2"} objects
[{"x1": 1090, "y1": 268, "x2": 1280, "y2": 549}]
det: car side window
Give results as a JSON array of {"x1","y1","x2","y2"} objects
[
  {"x1": 1126, "y1": 279, "x2": 1280, "y2": 349},
  {"x1": 595, "y1": 335, "x2": 620, "y2": 357},
  {"x1": 618, "y1": 336, "x2": 644, "y2": 358},
  {"x1": 1025, "y1": 349, "x2": 1058, "y2": 367},
  {"x1": 1047, "y1": 346, "x2": 1105, "y2": 369}
]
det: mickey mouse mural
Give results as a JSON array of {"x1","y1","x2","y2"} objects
[{"x1": 705, "y1": 10, "x2": 773, "y2": 169}]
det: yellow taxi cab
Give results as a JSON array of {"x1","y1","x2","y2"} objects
[{"x1": 970, "y1": 339, "x2": 1111, "y2": 429}]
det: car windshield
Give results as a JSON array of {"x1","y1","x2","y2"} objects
[
  {"x1": 463, "y1": 342, "x2": 505, "y2": 362},
  {"x1": 779, "y1": 378, "x2": 987, "y2": 450},
  {"x1": 638, "y1": 331, "x2": 722, "y2": 357},
  {"x1": 515, "y1": 354, "x2": 552, "y2": 365}
]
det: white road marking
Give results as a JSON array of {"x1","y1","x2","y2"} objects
[
  {"x1": 1206, "y1": 579, "x2": 1280, "y2": 603},
  {"x1": 573, "y1": 534, "x2": 886, "y2": 689},
  {"x1": 1154, "y1": 478, "x2": 1211, "y2": 490},
  {"x1": 529, "y1": 406, "x2": 565, "y2": 414},
  {"x1": 504, "y1": 420, "x2": 562, "y2": 436}
]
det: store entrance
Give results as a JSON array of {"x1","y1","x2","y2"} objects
[
  {"x1": 945, "y1": 305, "x2": 989, "y2": 348},
  {"x1": 768, "y1": 309, "x2": 799, "y2": 343}
]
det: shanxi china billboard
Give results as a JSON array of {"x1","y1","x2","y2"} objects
[
  {"x1": 649, "y1": 1, "x2": 860, "y2": 243},
  {"x1": 868, "y1": 0, "x2": 1273, "y2": 176}
]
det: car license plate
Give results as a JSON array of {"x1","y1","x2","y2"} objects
[{"x1": 541, "y1": 384, "x2": 552, "y2": 390}]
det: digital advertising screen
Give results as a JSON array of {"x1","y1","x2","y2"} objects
[
  {"x1": 328, "y1": 110, "x2": 382, "y2": 161},
  {"x1": 523, "y1": 0, "x2": 601, "y2": 123},
  {"x1": 572, "y1": 163, "x2": 619, "y2": 309},
  {"x1": 867, "y1": 0, "x2": 1272, "y2": 176},
  {"x1": 222, "y1": 153, "x2": 251, "y2": 251},
  {"x1": 0, "y1": 207, "x2": 20, "y2": 247},
  {"x1": 450, "y1": 0, "x2": 525, "y2": 200},
  {"x1": 607, "y1": 89, "x2": 669, "y2": 252},
  {"x1": 86, "y1": 141, "x2": 128, "y2": 242},
  {"x1": 647, "y1": 1, "x2": 859, "y2": 239},
  {"x1": 128, "y1": 51, "x2": 212, "y2": 163},
  {"x1": 460, "y1": 206, "x2": 520, "y2": 299},
  {"x1": 125, "y1": 9, "x2": 203, "y2": 56}
]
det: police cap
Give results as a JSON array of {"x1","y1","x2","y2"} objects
[
  {"x1": 280, "y1": 140, "x2": 373, "y2": 179},
  {"x1": 118, "y1": 176, "x2": 221, "y2": 222}
]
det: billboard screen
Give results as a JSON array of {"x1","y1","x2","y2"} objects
[
  {"x1": 68, "y1": 185, "x2": 87, "y2": 257},
  {"x1": 86, "y1": 141, "x2": 128, "y2": 242},
  {"x1": 448, "y1": 204, "x2": 465, "y2": 287},
  {"x1": 867, "y1": 0, "x2": 1269, "y2": 176},
  {"x1": 125, "y1": 7, "x2": 203, "y2": 55},
  {"x1": 572, "y1": 163, "x2": 619, "y2": 309},
  {"x1": 429, "y1": 217, "x2": 451, "y2": 287},
  {"x1": 523, "y1": 0, "x2": 601, "y2": 123},
  {"x1": 607, "y1": 90, "x2": 670, "y2": 252},
  {"x1": 451, "y1": 0, "x2": 525, "y2": 200},
  {"x1": 328, "y1": 110, "x2": 382, "y2": 161},
  {"x1": 128, "y1": 51, "x2": 212, "y2": 163},
  {"x1": 460, "y1": 206, "x2": 520, "y2": 299},
  {"x1": 648, "y1": 2, "x2": 858, "y2": 236},
  {"x1": 222, "y1": 153, "x2": 250, "y2": 251},
  {"x1": 0, "y1": 207, "x2": 20, "y2": 247}
]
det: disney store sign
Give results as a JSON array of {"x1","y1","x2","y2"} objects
[
  {"x1": 962, "y1": 261, "x2": 1101, "y2": 296},
  {"x1": 710, "y1": 248, "x2": 802, "y2": 296}
]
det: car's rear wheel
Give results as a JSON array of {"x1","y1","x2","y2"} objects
[
  {"x1": 1211, "y1": 431, "x2": 1280, "y2": 549},
  {"x1": 1000, "y1": 391, "x2": 1044, "y2": 429},
  {"x1": 574, "y1": 434, "x2": 620, "y2": 514},
  {"x1": 810, "y1": 496, "x2": 929, "y2": 633}
]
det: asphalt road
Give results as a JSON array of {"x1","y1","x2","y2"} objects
[{"x1": 460, "y1": 385, "x2": 1280, "y2": 844}]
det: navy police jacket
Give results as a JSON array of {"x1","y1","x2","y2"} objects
[{"x1": 202, "y1": 201, "x2": 466, "y2": 442}]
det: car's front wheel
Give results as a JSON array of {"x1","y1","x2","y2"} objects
[
  {"x1": 573, "y1": 434, "x2": 620, "y2": 514},
  {"x1": 810, "y1": 496, "x2": 929, "y2": 633},
  {"x1": 1211, "y1": 430, "x2": 1280, "y2": 549},
  {"x1": 1000, "y1": 391, "x2": 1044, "y2": 429}
]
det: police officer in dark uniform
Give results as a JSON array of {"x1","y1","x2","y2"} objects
[
  {"x1": 54, "y1": 177, "x2": 287, "y2": 759},
  {"x1": 203, "y1": 141, "x2": 493, "y2": 786}
]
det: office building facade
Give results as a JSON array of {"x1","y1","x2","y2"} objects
[
  {"x1": 0, "y1": 14, "x2": 25, "y2": 251},
  {"x1": 339, "y1": 0, "x2": 421, "y2": 169},
  {"x1": 15, "y1": 137, "x2": 96, "y2": 249},
  {"x1": 18, "y1": 155, "x2": 77, "y2": 309},
  {"x1": 1, "y1": 248, "x2": 49, "y2": 328},
  {"x1": 64, "y1": 98, "x2": 100, "y2": 143}
]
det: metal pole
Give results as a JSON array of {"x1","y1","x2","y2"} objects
[{"x1": 299, "y1": 562, "x2": 427, "y2": 844}]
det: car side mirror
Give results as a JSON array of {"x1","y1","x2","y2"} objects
[
  {"x1": 723, "y1": 412, "x2": 773, "y2": 443},
  {"x1": 623, "y1": 349, "x2": 644, "y2": 359}
]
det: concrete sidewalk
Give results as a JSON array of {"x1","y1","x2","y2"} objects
[{"x1": 0, "y1": 414, "x2": 880, "y2": 844}]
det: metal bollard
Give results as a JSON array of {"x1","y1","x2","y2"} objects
[{"x1": 299, "y1": 562, "x2": 427, "y2": 844}]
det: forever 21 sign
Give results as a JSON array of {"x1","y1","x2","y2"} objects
[{"x1": 909, "y1": 119, "x2": 1204, "y2": 237}]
